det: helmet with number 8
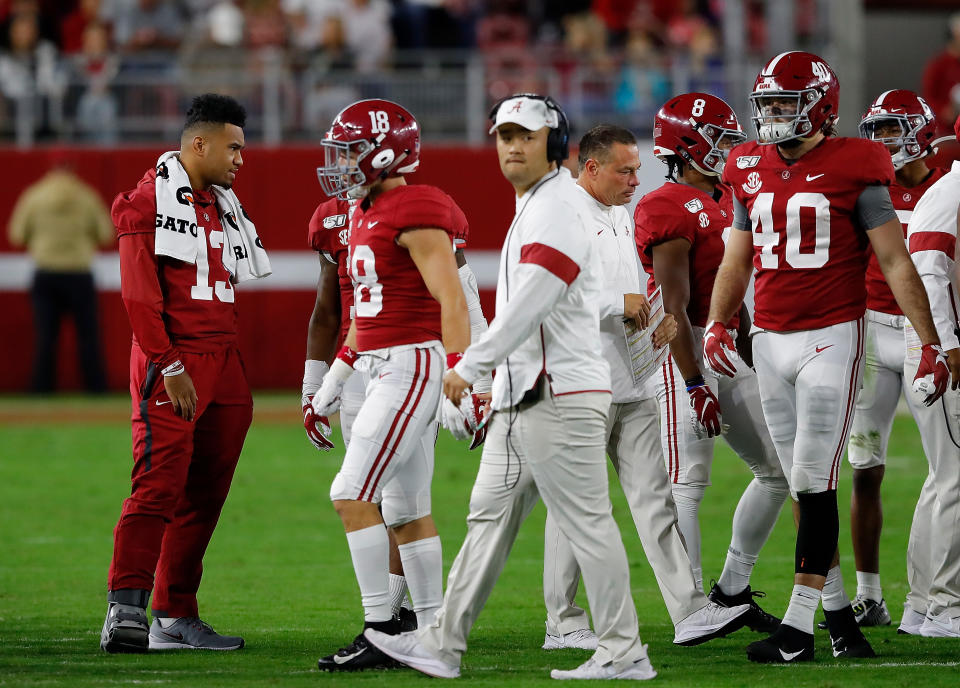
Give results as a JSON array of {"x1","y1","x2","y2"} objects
[
  {"x1": 318, "y1": 99, "x2": 421, "y2": 199},
  {"x1": 653, "y1": 92, "x2": 746, "y2": 176},
  {"x1": 859, "y1": 89, "x2": 938, "y2": 170},
  {"x1": 749, "y1": 51, "x2": 839, "y2": 145}
]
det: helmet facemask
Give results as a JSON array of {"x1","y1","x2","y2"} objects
[
  {"x1": 750, "y1": 88, "x2": 824, "y2": 144},
  {"x1": 317, "y1": 137, "x2": 374, "y2": 200},
  {"x1": 859, "y1": 113, "x2": 928, "y2": 170},
  {"x1": 689, "y1": 120, "x2": 747, "y2": 176}
]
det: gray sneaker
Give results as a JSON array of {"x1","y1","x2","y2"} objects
[
  {"x1": 148, "y1": 617, "x2": 244, "y2": 650},
  {"x1": 100, "y1": 603, "x2": 149, "y2": 653}
]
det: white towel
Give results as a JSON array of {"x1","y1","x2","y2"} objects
[{"x1": 153, "y1": 151, "x2": 271, "y2": 282}]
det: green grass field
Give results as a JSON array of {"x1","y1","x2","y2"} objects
[{"x1": 1, "y1": 394, "x2": 957, "y2": 687}]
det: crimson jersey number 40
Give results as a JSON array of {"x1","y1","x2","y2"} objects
[{"x1": 751, "y1": 192, "x2": 830, "y2": 269}]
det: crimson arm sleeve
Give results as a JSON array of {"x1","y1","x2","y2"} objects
[{"x1": 119, "y1": 232, "x2": 181, "y2": 367}]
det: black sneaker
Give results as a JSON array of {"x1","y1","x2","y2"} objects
[
  {"x1": 100, "y1": 602, "x2": 149, "y2": 653},
  {"x1": 397, "y1": 607, "x2": 418, "y2": 633},
  {"x1": 318, "y1": 620, "x2": 400, "y2": 672},
  {"x1": 746, "y1": 624, "x2": 814, "y2": 664},
  {"x1": 824, "y1": 607, "x2": 876, "y2": 659},
  {"x1": 708, "y1": 581, "x2": 781, "y2": 634},
  {"x1": 818, "y1": 595, "x2": 891, "y2": 629}
]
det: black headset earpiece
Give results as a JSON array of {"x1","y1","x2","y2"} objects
[{"x1": 488, "y1": 93, "x2": 570, "y2": 164}]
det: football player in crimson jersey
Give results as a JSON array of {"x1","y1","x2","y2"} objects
[
  {"x1": 635, "y1": 93, "x2": 788, "y2": 633},
  {"x1": 101, "y1": 95, "x2": 262, "y2": 653},
  {"x1": 707, "y1": 51, "x2": 948, "y2": 663},
  {"x1": 837, "y1": 90, "x2": 949, "y2": 628},
  {"x1": 310, "y1": 99, "x2": 471, "y2": 672}
]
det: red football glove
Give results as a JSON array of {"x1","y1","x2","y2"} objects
[
  {"x1": 687, "y1": 377, "x2": 722, "y2": 439},
  {"x1": 702, "y1": 320, "x2": 739, "y2": 378},
  {"x1": 302, "y1": 402, "x2": 335, "y2": 451},
  {"x1": 912, "y1": 343, "x2": 949, "y2": 407}
]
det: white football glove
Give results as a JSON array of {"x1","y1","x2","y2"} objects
[
  {"x1": 439, "y1": 392, "x2": 483, "y2": 441},
  {"x1": 312, "y1": 349, "x2": 356, "y2": 416}
]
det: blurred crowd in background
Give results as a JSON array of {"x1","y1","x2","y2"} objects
[{"x1": 0, "y1": 0, "x2": 958, "y2": 143}]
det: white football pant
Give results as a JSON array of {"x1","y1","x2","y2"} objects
[{"x1": 903, "y1": 322, "x2": 960, "y2": 620}]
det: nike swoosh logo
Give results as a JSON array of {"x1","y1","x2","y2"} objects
[
  {"x1": 156, "y1": 400, "x2": 173, "y2": 406},
  {"x1": 806, "y1": 173, "x2": 825, "y2": 181},
  {"x1": 815, "y1": 345, "x2": 833, "y2": 353},
  {"x1": 333, "y1": 648, "x2": 365, "y2": 664},
  {"x1": 368, "y1": 220, "x2": 379, "y2": 228},
  {"x1": 780, "y1": 648, "x2": 805, "y2": 661},
  {"x1": 162, "y1": 631, "x2": 184, "y2": 641}
]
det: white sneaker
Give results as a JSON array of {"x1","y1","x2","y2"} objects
[
  {"x1": 674, "y1": 602, "x2": 751, "y2": 646},
  {"x1": 543, "y1": 628, "x2": 599, "y2": 650},
  {"x1": 550, "y1": 650, "x2": 656, "y2": 681},
  {"x1": 363, "y1": 628, "x2": 460, "y2": 678},
  {"x1": 898, "y1": 603, "x2": 926, "y2": 636},
  {"x1": 919, "y1": 611, "x2": 960, "y2": 638}
]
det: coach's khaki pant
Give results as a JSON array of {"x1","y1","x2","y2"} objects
[
  {"x1": 418, "y1": 390, "x2": 647, "y2": 670},
  {"x1": 545, "y1": 398, "x2": 704, "y2": 632},
  {"x1": 904, "y1": 323, "x2": 960, "y2": 619}
]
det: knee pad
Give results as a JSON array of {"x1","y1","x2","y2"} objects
[
  {"x1": 672, "y1": 483, "x2": 706, "y2": 506},
  {"x1": 795, "y1": 490, "x2": 838, "y2": 577}
]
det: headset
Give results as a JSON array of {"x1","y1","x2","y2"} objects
[{"x1": 488, "y1": 93, "x2": 571, "y2": 164}]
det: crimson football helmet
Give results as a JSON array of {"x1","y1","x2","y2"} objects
[
  {"x1": 749, "y1": 51, "x2": 839, "y2": 144},
  {"x1": 859, "y1": 89, "x2": 938, "y2": 170},
  {"x1": 653, "y1": 92, "x2": 746, "y2": 176},
  {"x1": 318, "y1": 99, "x2": 421, "y2": 199}
]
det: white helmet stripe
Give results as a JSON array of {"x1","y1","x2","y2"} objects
[
  {"x1": 764, "y1": 51, "x2": 795, "y2": 75},
  {"x1": 875, "y1": 90, "x2": 894, "y2": 106}
]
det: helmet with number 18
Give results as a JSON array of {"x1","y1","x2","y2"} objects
[
  {"x1": 859, "y1": 89, "x2": 939, "y2": 170},
  {"x1": 749, "y1": 51, "x2": 839, "y2": 145},
  {"x1": 654, "y1": 92, "x2": 747, "y2": 176},
  {"x1": 318, "y1": 99, "x2": 421, "y2": 200}
]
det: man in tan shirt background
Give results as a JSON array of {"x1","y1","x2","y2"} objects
[{"x1": 8, "y1": 160, "x2": 113, "y2": 393}]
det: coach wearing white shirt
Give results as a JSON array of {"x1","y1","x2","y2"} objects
[
  {"x1": 902, "y1": 139, "x2": 960, "y2": 638},
  {"x1": 542, "y1": 124, "x2": 750, "y2": 648},
  {"x1": 365, "y1": 95, "x2": 656, "y2": 681}
]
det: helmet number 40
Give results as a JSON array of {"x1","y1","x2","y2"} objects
[{"x1": 369, "y1": 110, "x2": 390, "y2": 134}]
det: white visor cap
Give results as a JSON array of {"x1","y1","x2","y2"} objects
[{"x1": 489, "y1": 96, "x2": 560, "y2": 134}]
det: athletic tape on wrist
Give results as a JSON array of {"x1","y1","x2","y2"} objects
[{"x1": 161, "y1": 360, "x2": 184, "y2": 376}]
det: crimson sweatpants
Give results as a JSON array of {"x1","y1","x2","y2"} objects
[{"x1": 108, "y1": 342, "x2": 253, "y2": 617}]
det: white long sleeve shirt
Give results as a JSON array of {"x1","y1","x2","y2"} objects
[
  {"x1": 576, "y1": 185, "x2": 648, "y2": 403},
  {"x1": 455, "y1": 168, "x2": 610, "y2": 410},
  {"x1": 907, "y1": 160, "x2": 960, "y2": 352}
]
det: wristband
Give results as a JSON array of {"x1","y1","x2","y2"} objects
[
  {"x1": 684, "y1": 374, "x2": 705, "y2": 391},
  {"x1": 161, "y1": 360, "x2": 185, "y2": 376},
  {"x1": 447, "y1": 352, "x2": 463, "y2": 369},
  {"x1": 336, "y1": 346, "x2": 358, "y2": 368}
]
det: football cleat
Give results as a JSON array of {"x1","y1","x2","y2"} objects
[
  {"x1": 542, "y1": 628, "x2": 599, "y2": 651},
  {"x1": 100, "y1": 602, "x2": 149, "y2": 653},
  {"x1": 148, "y1": 617, "x2": 244, "y2": 650},
  {"x1": 824, "y1": 607, "x2": 876, "y2": 658},
  {"x1": 707, "y1": 581, "x2": 781, "y2": 633},
  {"x1": 319, "y1": 619, "x2": 401, "y2": 672},
  {"x1": 851, "y1": 595, "x2": 891, "y2": 626},
  {"x1": 746, "y1": 624, "x2": 814, "y2": 664},
  {"x1": 397, "y1": 606, "x2": 418, "y2": 633}
]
